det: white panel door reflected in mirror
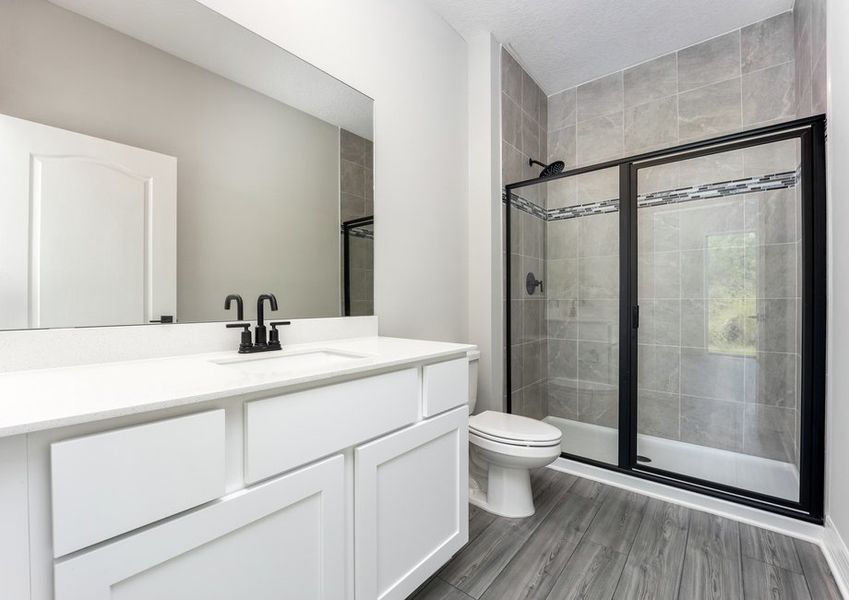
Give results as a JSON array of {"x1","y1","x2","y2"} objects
[{"x1": 0, "y1": 0, "x2": 374, "y2": 330}]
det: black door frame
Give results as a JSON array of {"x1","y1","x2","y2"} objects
[{"x1": 504, "y1": 115, "x2": 827, "y2": 523}]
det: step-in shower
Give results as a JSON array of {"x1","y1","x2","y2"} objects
[{"x1": 505, "y1": 116, "x2": 827, "y2": 522}]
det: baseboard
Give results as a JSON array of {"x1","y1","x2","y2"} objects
[
  {"x1": 548, "y1": 457, "x2": 824, "y2": 543},
  {"x1": 823, "y1": 517, "x2": 849, "y2": 599}
]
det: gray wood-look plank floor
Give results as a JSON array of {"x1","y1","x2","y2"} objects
[{"x1": 410, "y1": 469, "x2": 842, "y2": 600}]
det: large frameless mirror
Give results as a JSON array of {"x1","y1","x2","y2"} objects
[{"x1": 0, "y1": 0, "x2": 374, "y2": 330}]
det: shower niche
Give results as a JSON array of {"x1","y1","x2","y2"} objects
[{"x1": 505, "y1": 117, "x2": 826, "y2": 522}]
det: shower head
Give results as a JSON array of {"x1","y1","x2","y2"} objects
[{"x1": 529, "y1": 158, "x2": 565, "y2": 178}]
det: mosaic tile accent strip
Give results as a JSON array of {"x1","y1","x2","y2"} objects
[{"x1": 505, "y1": 170, "x2": 798, "y2": 222}]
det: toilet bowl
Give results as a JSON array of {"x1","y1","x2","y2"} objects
[{"x1": 466, "y1": 351, "x2": 562, "y2": 518}]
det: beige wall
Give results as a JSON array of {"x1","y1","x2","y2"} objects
[{"x1": 0, "y1": 0, "x2": 341, "y2": 322}]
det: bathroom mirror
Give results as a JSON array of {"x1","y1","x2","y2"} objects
[{"x1": 0, "y1": 0, "x2": 374, "y2": 330}]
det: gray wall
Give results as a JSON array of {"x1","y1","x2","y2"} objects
[
  {"x1": 502, "y1": 48, "x2": 549, "y2": 419},
  {"x1": 0, "y1": 0, "x2": 341, "y2": 322},
  {"x1": 538, "y1": 11, "x2": 807, "y2": 465}
]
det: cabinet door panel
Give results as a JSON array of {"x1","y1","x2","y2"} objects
[
  {"x1": 55, "y1": 455, "x2": 345, "y2": 600},
  {"x1": 356, "y1": 407, "x2": 468, "y2": 600},
  {"x1": 422, "y1": 358, "x2": 468, "y2": 417}
]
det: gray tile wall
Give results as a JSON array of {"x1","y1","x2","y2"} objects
[
  {"x1": 636, "y1": 140, "x2": 802, "y2": 465},
  {"x1": 794, "y1": 0, "x2": 827, "y2": 117},
  {"x1": 502, "y1": 48, "x2": 549, "y2": 419},
  {"x1": 547, "y1": 11, "x2": 797, "y2": 172},
  {"x1": 538, "y1": 12, "x2": 806, "y2": 467},
  {"x1": 545, "y1": 170, "x2": 620, "y2": 433},
  {"x1": 340, "y1": 129, "x2": 374, "y2": 315}
]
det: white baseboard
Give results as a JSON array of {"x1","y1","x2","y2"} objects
[
  {"x1": 548, "y1": 457, "x2": 823, "y2": 543},
  {"x1": 823, "y1": 516, "x2": 849, "y2": 599}
]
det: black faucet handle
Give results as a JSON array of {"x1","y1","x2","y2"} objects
[
  {"x1": 226, "y1": 322, "x2": 253, "y2": 353},
  {"x1": 268, "y1": 321, "x2": 290, "y2": 347}
]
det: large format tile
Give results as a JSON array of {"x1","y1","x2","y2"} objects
[
  {"x1": 549, "y1": 87, "x2": 577, "y2": 131},
  {"x1": 547, "y1": 299, "x2": 579, "y2": 340},
  {"x1": 501, "y1": 93, "x2": 522, "y2": 149},
  {"x1": 678, "y1": 196, "x2": 744, "y2": 250},
  {"x1": 578, "y1": 382, "x2": 618, "y2": 427},
  {"x1": 741, "y1": 12, "x2": 794, "y2": 73},
  {"x1": 578, "y1": 341, "x2": 618, "y2": 385},
  {"x1": 681, "y1": 348, "x2": 745, "y2": 401},
  {"x1": 678, "y1": 31, "x2": 741, "y2": 92},
  {"x1": 547, "y1": 175, "x2": 578, "y2": 211},
  {"x1": 579, "y1": 256, "x2": 619, "y2": 299},
  {"x1": 579, "y1": 212, "x2": 619, "y2": 258},
  {"x1": 501, "y1": 48, "x2": 522, "y2": 103},
  {"x1": 677, "y1": 150, "x2": 744, "y2": 189},
  {"x1": 638, "y1": 389, "x2": 680, "y2": 440},
  {"x1": 743, "y1": 352, "x2": 797, "y2": 407},
  {"x1": 624, "y1": 96, "x2": 678, "y2": 154},
  {"x1": 743, "y1": 403, "x2": 796, "y2": 462},
  {"x1": 521, "y1": 111, "x2": 542, "y2": 160},
  {"x1": 637, "y1": 344, "x2": 680, "y2": 394},
  {"x1": 577, "y1": 72, "x2": 624, "y2": 122},
  {"x1": 578, "y1": 299, "x2": 618, "y2": 343},
  {"x1": 547, "y1": 218, "x2": 578, "y2": 259},
  {"x1": 744, "y1": 189, "x2": 799, "y2": 245},
  {"x1": 678, "y1": 78, "x2": 742, "y2": 142},
  {"x1": 575, "y1": 167, "x2": 620, "y2": 204},
  {"x1": 547, "y1": 258, "x2": 578, "y2": 299},
  {"x1": 680, "y1": 395, "x2": 744, "y2": 451},
  {"x1": 742, "y1": 62, "x2": 796, "y2": 126},
  {"x1": 549, "y1": 338, "x2": 578, "y2": 379},
  {"x1": 522, "y1": 70, "x2": 542, "y2": 124},
  {"x1": 624, "y1": 53, "x2": 677, "y2": 108},
  {"x1": 576, "y1": 113, "x2": 624, "y2": 166},
  {"x1": 548, "y1": 125, "x2": 577, "y2": 171},
  {"x1": 547, "y1": 377, "x2": 579, "y2": 419}
]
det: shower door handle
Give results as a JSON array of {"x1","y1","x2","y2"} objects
[{"x1": 632, "y1": 305, "x2": 640, "y2": 329}]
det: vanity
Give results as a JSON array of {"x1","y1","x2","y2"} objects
[{"x1": 0, "y1": 330, "x2": 474, "y2": 600}]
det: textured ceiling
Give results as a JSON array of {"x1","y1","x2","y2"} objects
[{"x1": 424, "y1": 0, "x2": 794, "y2": 95}]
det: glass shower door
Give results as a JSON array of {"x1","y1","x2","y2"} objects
[{"x1": 634, "y1": 139, "x2": 802, "y2": 502}]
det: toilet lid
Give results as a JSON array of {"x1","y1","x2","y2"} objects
[{"x1": 469, "y1": 411, "x2": 562, "y2": 445}]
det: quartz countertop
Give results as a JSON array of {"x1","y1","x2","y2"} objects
[{"x1": 0, "y1": 336, "x2": 475, "y2": 437}]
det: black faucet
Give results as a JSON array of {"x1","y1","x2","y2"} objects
[
  {"x1": 224, "y1": 294, "x2": 244, "y2": 321},
  {"x1": 254, "y1": 293, "x2": 278, "y2": 346},
  {"x1": 225, "y1": 293, "x2": 290, "y2": 353}
]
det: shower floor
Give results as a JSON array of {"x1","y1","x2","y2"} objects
[{"x1": 543, "y1": 416, "x2": 799, "y2": 502}]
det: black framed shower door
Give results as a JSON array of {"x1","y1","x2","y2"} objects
[{"x1": 504, "y1": 115, "x2": 827, "y2": 523}]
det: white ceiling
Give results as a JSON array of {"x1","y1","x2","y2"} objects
[
  {"x1": 425, "y1": 0, "x2": 794, "y2": 95},
  {"x1": 48, "y1": 0, "x2": 374, "y2": 140}
]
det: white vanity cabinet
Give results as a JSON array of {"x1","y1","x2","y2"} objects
[
  {"x1": 54, "y1": 454, "x2": 346, "y2": 600},
  {"x1": 5, "y1": 350, "x2": 470, "y2": 600},
  {"x1": 355, "y1": 406, "x2": 469, "y2": 600}
]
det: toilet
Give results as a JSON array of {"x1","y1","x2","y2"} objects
[{"x1": 466, "y1": 351, "x2": 562, "y2": 518}]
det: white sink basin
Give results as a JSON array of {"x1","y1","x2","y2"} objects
[{"x1": 212, "y1": 349, "x2": 369, "y2": 376}]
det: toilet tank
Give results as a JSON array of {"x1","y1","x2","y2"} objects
[{"x1": 467, "y1": 350, "x2": 480, "y2": 414}]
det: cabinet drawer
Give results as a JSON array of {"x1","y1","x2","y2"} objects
[
  {"x1": 54, "y1": 455, "x2": 345, "y2": 600},
  {"x1": 245, "y1": 368, "x2": 418, "y2": 483},
  {"x1": 51, "y1": 410, "x2": 225, "y2": 557},
  {"x1": 422, "y1": 358, "x2": 468, "y2": 417}
]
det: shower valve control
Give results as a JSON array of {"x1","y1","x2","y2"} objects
[{"x1": 526, "y1": 272, "x2": 544, "y2": 295}]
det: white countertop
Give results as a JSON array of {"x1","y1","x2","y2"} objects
[{"x1": 0, "y1": 336, "x2": 475, "y2": 437}]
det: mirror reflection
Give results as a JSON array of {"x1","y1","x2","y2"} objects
[{"x1": 0, "y1": 0, "x2": 374, "y2": 330}]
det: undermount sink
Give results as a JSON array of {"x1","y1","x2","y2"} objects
[{"x1": 212, "y1": 349, "x2": 369, "y2": 376}]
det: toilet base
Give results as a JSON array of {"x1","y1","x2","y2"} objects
[{"x1": 469, "y1": 464, "x2": 535, "y2": 518}]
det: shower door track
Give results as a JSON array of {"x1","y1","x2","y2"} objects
[{"x1": 504, "y1": 115, "x2": 827, "y2": 523}]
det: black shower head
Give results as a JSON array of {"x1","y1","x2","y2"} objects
[{"x1": 529, "y1": 158, "x2": 565, "y2": 178}]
